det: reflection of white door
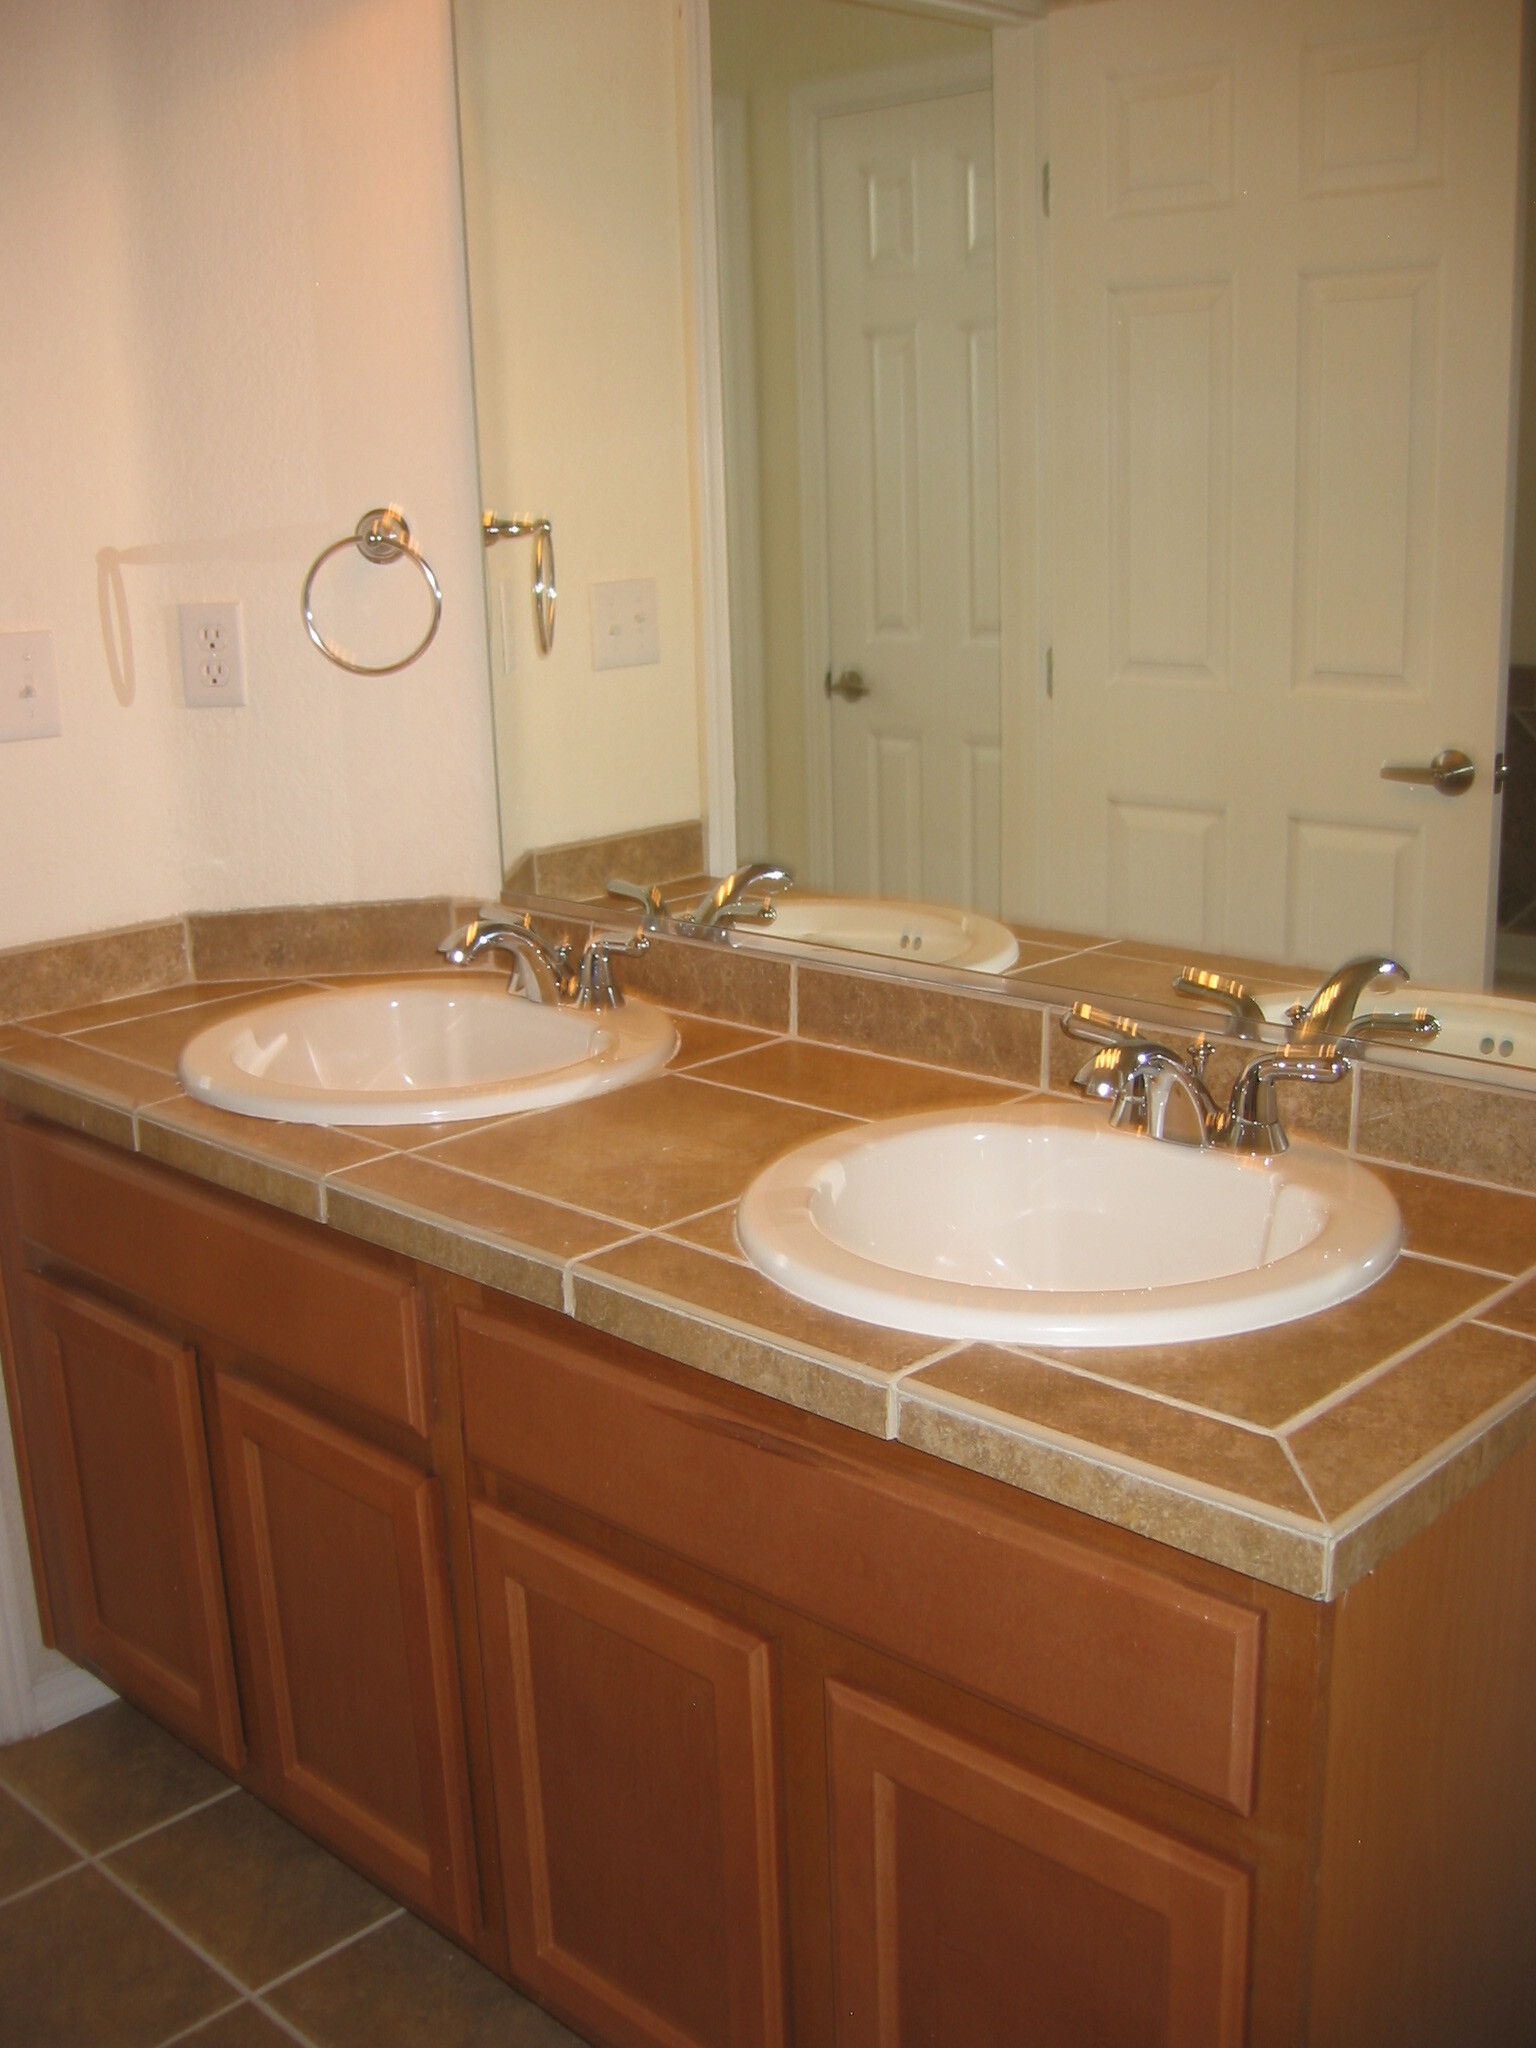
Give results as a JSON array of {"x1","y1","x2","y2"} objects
[
  {"x1": 1043, "y1": 0, "x2": 1522, "y2": 984},
  {"x1": 818, "y1": 89, "x2": 1002, "y2": 909}
]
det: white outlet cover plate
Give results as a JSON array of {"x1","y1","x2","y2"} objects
[
  {"x1": 179, "y1": 602, "x2": 247, "y2": 708},
  {"x1": 590, "y1": 579, "x2": 660, "y2": 670},
  {"x1": 0, "y1": 631, "x2": 63, "y2": 742}
]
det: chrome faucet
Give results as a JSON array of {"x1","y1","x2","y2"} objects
[
  {"x1": 440, "y1": 910, "x2": 647, "y2": 1010},
  {"x1": 1282, "y1": 956, "x2": 1440, "y2": 1051},
  {"x1": 680, "y1": 862, "x2": 793, "y2": 938},
  {"x1": 1063, "y1": 1003, "x2": 1350, "y2": 1154}
]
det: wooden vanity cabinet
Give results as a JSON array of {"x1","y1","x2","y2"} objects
[{"x1": 0, "y1": 1112, "x2": 481, "y2": 1945}]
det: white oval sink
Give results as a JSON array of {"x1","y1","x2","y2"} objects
[
  {"x1": 179, "y1": 980, "x2": 677, "y2": 1126},
  {"x1": 754, "y1": 896, "x2": 1019, "y2": 974},
  {"x1": 738, "y1": 1100, "x2": 1401, "y2": 1346}
]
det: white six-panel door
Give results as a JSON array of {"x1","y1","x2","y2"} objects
[
  {"x1": 1042, "y1": 0, "x2": 1522, "y2": 982},
  {"x1": 819, "y1": 89, "x2": 1004, "y2": 910}
]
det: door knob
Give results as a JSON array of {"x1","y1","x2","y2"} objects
[
  {"x1": 1379, "y1": 748, "x2": 1476, "y2": 796},
  {"x1": 825, "y1": 668, "x2": 870, "y2": 702}
]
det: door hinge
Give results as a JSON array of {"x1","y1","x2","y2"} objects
[
  {"x1": 1045, "y1": 645, "x2": 1054, "y2": 699},
  {"x1": 1042, "y1": 160, "x2": 1051, "y2": 217}
]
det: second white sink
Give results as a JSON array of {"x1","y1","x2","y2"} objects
[
  {"x1": 752, "y1": 896, "x2": 1019, "y2": 973},
  {"x1": 738, "y1": 1100, "x2": 1401, "y2": 1346},
  {"x1": 179, "y1": 981, "x2": 677, "y2": 1126}
]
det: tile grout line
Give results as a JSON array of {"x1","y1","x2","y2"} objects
[
  {"x1": 0, "y1": 1853, "x2": 84, "y2": 1913},
  {"x1": 1278, "y1": 1435, "x2": 1331, "y2": 1525},
  {"x1": 151, "y1": 1995, "x2": 248, "y2": 2048},
  {"x1": 99, "y1": 1780, "x2": 243, "y2": 1858}
]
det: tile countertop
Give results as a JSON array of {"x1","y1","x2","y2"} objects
[{"x1": 3, "y1": 972, "x2": 1536, "y2": 1604}]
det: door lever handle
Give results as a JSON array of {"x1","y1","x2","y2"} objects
[
  {"x1": 1380, "y1": 748, "x2": 1475, "y2": 796},
  {"x1": 825, "y1": 668, "x2": 870, "y2": 702}
]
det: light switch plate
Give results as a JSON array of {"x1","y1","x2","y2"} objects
[
  {"x1": 179, "y1": 602, "x2": 247, "y2": 707},
  {"x1": 0, "y1": 631, "x2": 63, "y2": 742},
  {"x1": 590, "y1": 579, "x2": 661, "y2": 670}
]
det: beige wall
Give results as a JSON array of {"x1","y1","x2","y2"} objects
[
  {"x1": 711, "y1": 0, "x2": 988, "y2": 874},
  {"x1": 0, "y1": 0, "x2": 502, "y2": 952},
  {"x1": 457, "y1": 0, "x2": 705, "y2": 874}
]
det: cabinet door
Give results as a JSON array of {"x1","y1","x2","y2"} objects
[
  {"x1": 827, "y1": 1682, "x2": 1250, "y2": 2048},
  {"x1": 473, "y1": 1501, "x2": 787, "y2": 2048},
  {"x1": 21, "y1": 1275, "x2": 243, "y2": 1769},
  {"x1": 215, "y1": 1370, "x2": 479, "y2": 1938}
]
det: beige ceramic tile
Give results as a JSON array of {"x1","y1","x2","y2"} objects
[
  {"x1": 1373, "y1": 1164, "x2": 1536, "y2": 1276},
  {"x1": 1030, "y1": 1254, "x2": 1500, "y2": 1431},
  {"x1": 422, "y1": 1074, "x2": 842, "y2": 1229},
  {"x1": 668, "y1": 1013, "x2": 776, "y2": 1069},
  {"x1": 135, "y1": 1097, "x2": 387, "y2": 1222},
  {"x1": 1475, "y1": 1270, "x2": 1536, "y2": 1338},
  {"x1": 664, "y1": 1204, "x2": 747, "y2": 1262},
  {"x1": 796, "y1": 967, "x2": 1042, "y2": 1083},
  {"x1": 0, "y1": 1036, "x2": 181, "y2": 1147},
  {"x1": 187, "y1": 899, "x2": 460, "y2": 980},
  {"x1": 1357, "y1": 1068, "x2": 1536, "y2": 1192},
  {"x1": 570, "y1": 1234, "x2": 940, "y2": 1434},
  {"x1": 0, "y1": 919, "x2": 188, "y2": 1025},
  {"x1": 613, "y1": 934, "x2": 792, "y2": 1031},
  {"x1": 325, "y1": 1153, "x2": 631, "y2": 1309},
  {"x1": 896, "y1": 1399, "x2": 1328, "y2": 1596},
  {"x1": 904, "y1": 1347, "x2": 1321, "y2": 1520},
  {"x1": 1289, "y1": 1321, "x2": 1536, "y2": 1521},
  {"x1": 76, "y1": 984, "x2": 304, "y2": 1076},
  {"x1": 696, "y1": 1037, "x2": 1024, "y2": 1120},
  {"x1": 27, "y1": 978, "x2": 278, "y2": 1039}
]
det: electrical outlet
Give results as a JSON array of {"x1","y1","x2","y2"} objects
[
  {"x1": 179, "y1": 602, "x2": 247, "y2": 707},
  {"x1": 590, "y1": 580, "x2": 661, "y2": 670},
  {"x1": 0, "y1": 632, "x2": 63, "y2": 742}
]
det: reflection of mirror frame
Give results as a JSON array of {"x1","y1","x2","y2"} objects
[{"x1": 681, "y1": 0, "x2": 1043, "y2": 900}]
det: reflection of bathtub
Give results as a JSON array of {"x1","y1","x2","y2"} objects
[
  {"x1": 1260, "y1": 986, "x2": 1536, "y2": 1091},
  {"x1": 751, "y1": 897, "x2": 1020, "y2": 974}
]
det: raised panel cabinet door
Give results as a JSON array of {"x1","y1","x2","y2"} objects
[
  {"x1": 827, "y1": 1682, "x2": 1250, "y2": 2048},
  {"x1": 472, "y1": 1500, "x2": 788, "y2": 2048},
  {"x1": 20, "y1": 1274, "x2": 244, "y2": 1770},
  {"x1": 214, "y1": 1370, "x2": 479, "y2": 1939}
]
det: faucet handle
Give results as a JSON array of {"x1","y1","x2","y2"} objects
[
  {"x1": 1172, "y1": 967, "x2": 1268, "y2": 1041},
  {"x1": 1226, "y1": 1047, "x2": 1352, "y2": 1155},
  {"x1": 607, "y1": 879, "x2": 671, "y2": 932},
  {"x1": 1061, "y1": 1001, "x2": 1152, "y2": 1049},
  {"x1": 577, "y1": 927, "x2": 650, "y2": 1009},
  {"x1": 1332, "y1": 1007, "x2": 1440, "y2": 1049}
]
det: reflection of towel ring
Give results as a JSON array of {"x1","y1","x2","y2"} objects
[
  {"x1": 484, "y1": 512, "x2": 556, "y2": 654},
  {"x1": 302, "y1": 506, "x2": 442, "y2": 675}
]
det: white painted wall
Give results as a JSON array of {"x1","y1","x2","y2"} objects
[
  {"x1": 0, "y1": 0, "x2": 506, "y2": 1739},
  {"x1": 0, "y1": 0, "x2": 503, "y2": 954},
  {"x1": 456, "y1": 0, "x2": 706, "y2": 871}
]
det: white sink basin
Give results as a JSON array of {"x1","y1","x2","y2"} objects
[
  {"x1": 179, "y1": 980, "x2": 677, "y2": 1126},
  {"x1": 738, "y1": 1100, "x2": 1401, "y2": 1346},
  {"x1": 753, "y1": 896, "x2": 1019, "y2": 974}
]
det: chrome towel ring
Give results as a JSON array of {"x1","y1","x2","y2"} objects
[
  {"x1": 302, "y1": 506, "x2": 442, "y2": 675},
  {"x1": 484, "y1": 512, "x2": 556, "y2": 654}
]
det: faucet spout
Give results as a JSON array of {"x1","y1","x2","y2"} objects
[
  {"x1": 684, "y1": 862, "x2": 794, "y2": 937},
  {"x1": 439, "y1": 911, "x2": 568, "y2": 1004}
]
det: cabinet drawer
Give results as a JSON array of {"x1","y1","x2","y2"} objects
[
  {"x1": 460, "y1": 1305, "x2": 1263, "y2": 1814},
  {"x1": 6, "y1": 1118, "x2": 429, "y2": 1434}
]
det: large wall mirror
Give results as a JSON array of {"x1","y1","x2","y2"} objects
[{"x1": 455, "y1": 0, "x2": 1536, "y2": 1015}]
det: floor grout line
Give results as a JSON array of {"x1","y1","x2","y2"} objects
[
  {"x1": 0, "y1": 1855, "x2": 84, "y2": 1913},
  {"x1": 252, "y1": 1904, "x2": 407, "y2": 1997},
  {"x1": 98, "y1": 1780, "x2": 243, "y2": 1860},
  {"x1": 151, "y1": 1994, "x2": 248, "y2": 2047}
]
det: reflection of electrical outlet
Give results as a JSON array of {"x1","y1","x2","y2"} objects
[
  {"x1": 179, "y1": 603, "x2": 246, "y2": 707},
  {"x1": 0, "y1": 631, "x2": 63, "y2": 742},
  {"x1": 590, "y1": 580, "x2": 661, "y2": 670}
]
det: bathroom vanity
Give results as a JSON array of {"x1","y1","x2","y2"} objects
[{"x1": 0, "y1": 935, "x2": 1534, "y2": 2048}]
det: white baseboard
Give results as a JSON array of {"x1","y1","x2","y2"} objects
[{"x1": 28, "y1": 1661, "x2": 115, "y2": 1737}]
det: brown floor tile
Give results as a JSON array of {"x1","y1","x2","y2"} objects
[
  {"x1": 0, "y1": 1783, "x2": 79, "y2": 1902},
  {"x1": 1289, "y1": 1322, "x2": 1536, "y2": 1520},
  {"x1": 668, "y1": 1013, "x2": 775, "y2": 1068},
  {"x1": 696, "y1": 1037, "x2": 1023, "y2": 1120},
  {"x1": 1374, "y1": 1165, "x2": 1536, "y2": 1276},
  {"x1": 0, "y1": 1865, "x2": 229, "y2": 2047},
  {"x1": 1357, "y1": 1068, "x2": 1536, "y2": 1192},
  {"x1": 423, "y1": 1074, "x2": 843, "y2": 1229},
  {"x1": 106, "y1": 1790, "x2": 394, "y2": 1991},
  {"x1": 904, "y1": 1348, "x2": 1321, "y2": 1520},
  {"x1": 135, "y1": 1098, "x2": 389, "y2": 1223},
  {"x1": 665, "y1": 1203, "x2": 747, "y2": 1262},
  {"x1": 796, "y1": 968, "x2": 1043, "y2": 1083},
  {"x1": 176, "y1": 2005, "x2": 299, "y2": 2047},
  {"x1": 572, "y1": 1233, "x2": 936, "y2": 1434},
  {"x1": 269, "y1": 1909, "x2": 583, "y2": 2047},
  {"x1": 76, "y1": 985, "x2": 304, "y2": 1075},
  {"x1": 0, "y1": 1701, "x2": 231, "y2": 1853},
  {"x1": 325, "y1": 1152, "x2": 631, "y2": 1310},
  {"x1": 1030, "y1": 1255, "x2": 1500, "y2": 1431}
]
